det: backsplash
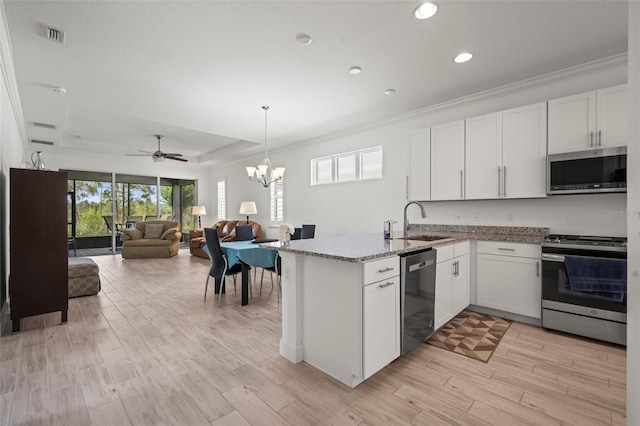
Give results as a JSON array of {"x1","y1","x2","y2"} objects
[{"x1": 408, "y1": 224, "x2": 549, "y2": 238}]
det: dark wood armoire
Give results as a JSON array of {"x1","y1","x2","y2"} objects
[{"x1": 9, "y1": 168, "x2": 68, "y2": 332}]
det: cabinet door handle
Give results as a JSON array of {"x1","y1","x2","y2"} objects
[
  {"x1": 378, "y1": 282, "x2": 394, "y2": 289},
  {"x1": 460, "y1": 170, "x2": 464, "y2": 199},
  {"x1": 503, "y1": 166, "x2": 507, "y2": 197},
  {"x1": 598, "y1": 130, "x2": 602, "y2": 147},
  {"x1": 377, "y1": 267, "x2": 394, "y2": 273},
  {"x1": 536, "y1": 261, "x2": 540, "y2": 277},
  {"x1": 498, "y1": 166, "x2": 502, "y2": 197},
  {"x1": 456, "y1": 261, "x2": 459, "y2": 277},
  {"x1": 497, "y1": 247, "x2": 516, "y2": 251},
  {"x1": 590, "y1": 131, "x2": 594, "y2": 147}
]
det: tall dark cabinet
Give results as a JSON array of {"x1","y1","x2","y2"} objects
[{"x1": 10, "y1": 168, "x2": 68, "y2": 332}]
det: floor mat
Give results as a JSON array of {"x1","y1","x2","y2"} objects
[{"x1": 426, "y1": 310, "x2": 511, "y2": 362}]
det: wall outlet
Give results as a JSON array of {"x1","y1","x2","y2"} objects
[
  {"x1": 473, "y1": 212, "x2": 480, "y2": 222},
  {"x1": 507, "y1": 212, "x2": 515, "y2": 222},
  {"x1": 455, "y1": 213, "x2": 461, "y2": 221}
]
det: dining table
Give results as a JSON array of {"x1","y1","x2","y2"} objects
[{"x1": 212, "y1": 240, "x2": 277, "y2": 305}]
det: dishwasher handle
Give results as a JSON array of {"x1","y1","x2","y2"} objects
[{"x1": 408, "y1": 258, "x2": 435, "y2": 272}]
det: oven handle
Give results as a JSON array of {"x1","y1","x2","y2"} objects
[{"x1": 541, "y1": 253, "x2": 565, "y2": 262}]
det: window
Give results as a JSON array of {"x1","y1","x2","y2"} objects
[
  {"x1": 270, "y1": 179, "x2": 284, "y2": 222},
  {"x1": 217, "y1": 178, "x2": 227, "y2": 220},
  {"x1": 311, "y1": 146, "x2": 383, "y2": 185}
]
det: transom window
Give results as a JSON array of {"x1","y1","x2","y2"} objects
[{"x1": 311, "y1": 146, "x2": 383, "y2": 185}]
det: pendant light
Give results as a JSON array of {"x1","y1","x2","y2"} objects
[{"x1": 245, "y1": 106, "x2": 285, "y2": 187}]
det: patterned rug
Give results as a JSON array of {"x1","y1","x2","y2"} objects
[{"x1": 426, "y1": 310, "x2": 511, "y2": 362}]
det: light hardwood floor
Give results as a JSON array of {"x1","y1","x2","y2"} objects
[{"x1": 0, "y1": 249, "x2": 626, "y2": 425}]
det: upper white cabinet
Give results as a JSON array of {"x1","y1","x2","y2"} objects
[
  {"x1": 431, "y1": 120, "x2": 465, "y2": 200},
  {"x1": 407, "y1": 128, "x2": 431, "y2": 201},
  {"x1": 502, "y1": 102, "x2": 548, "y2": 198},
  {"x1": 465, "y1": 112, "x2": 503, "y2": 199},
  {"x1": 548, "y1": 84, "x2": 627, "y2": 154},
  {"x1": 465, "y1": 103, "x2": 547, "y2": 199}
]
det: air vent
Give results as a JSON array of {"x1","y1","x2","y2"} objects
[
  {"x1": 30, "y1": 139, "x2": 54, "y2": 146},
  {"x1": 30, "y1": 121, "x2": 56, "y2": 130},
  {"x1": 43, "y1": 25, "x2": 65, "y2": 44}
]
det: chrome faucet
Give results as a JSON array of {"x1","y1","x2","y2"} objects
[{"x1": 403, "y1": 201, "x2": 427, "y2": 237}]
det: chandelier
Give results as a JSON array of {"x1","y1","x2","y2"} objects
[{"x1": 245, "y1": 106, "x2": 285, "y2": 188}]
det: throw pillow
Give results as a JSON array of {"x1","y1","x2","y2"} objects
[
  {"x1": 144, "y1": 223, "x2": 165, "y2": 239},
  {"x1": 123, "y1": 228, "x2": 143, "y2": 240}
]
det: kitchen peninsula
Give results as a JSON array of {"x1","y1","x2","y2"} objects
[{"x1": 262, "y1": 225, "x2": 548, "y2": 388}]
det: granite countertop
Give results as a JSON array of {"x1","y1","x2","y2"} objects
[{"x1": 261, "y1": 225, "x2": 549, "y2": 263}]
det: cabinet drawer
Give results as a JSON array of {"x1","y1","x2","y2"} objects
[
  {"x1": 454, "y1": 241, "x2": 470, "y2": 257},
  {"x1": 477, "y1": 241, "x2": 541, "y2": 258},
  {"x1": 363, "y1": 256, "x2": 399, "y2": 284},
  {"x1": 435, "y1": 244, "x2": 454, "y2": 263}
]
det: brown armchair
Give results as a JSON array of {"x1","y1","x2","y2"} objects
[
  {"x1": 189, "y1": 220, "x2": 262, "y2": 259},
  {"x1": 121, "y1": 220, "x2": 181, "y2": 259}
]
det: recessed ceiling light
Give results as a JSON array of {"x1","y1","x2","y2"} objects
[
  {"x1": 296, "y1": 33, "x2": 312, "y2": 45},
  {"x1": 384, "y1": 89, "x2": 396, "y2": 95},
  {"x1": 454, "y1": 52, "x2": 473, "y2": 63},
  {"x1": 349, "y1": 66, "x2": 362, "y2": 75},
  {"x1": 414, "y1": 2, "x2": 438, "y2": 20}
]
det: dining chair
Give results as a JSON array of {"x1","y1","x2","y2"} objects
[
  {"x1": 235, "y1": 225, "x2": 254, "y2": 241},
  {"x1": 290, "y1": 227, "x2": 302, "y2": 240},
  {"x1": 203, "y1": 227, "x2": 243, "y2": 306},
  {"x1": 259, "y1": 253, "x2": 281, "y2": 303},
  {"x1": 301, "y1": 224, "x2": 316, "y2": 239}
]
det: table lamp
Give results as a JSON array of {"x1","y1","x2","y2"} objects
[
  {"x1": 239, "y1": 201, "x2": 257, "y2": 224},
  {"x1": 192, "y1": 205, "x2": 206, "y2": 229}
]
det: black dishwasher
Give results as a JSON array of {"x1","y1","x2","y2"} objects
[{"x1": 400, "y1": 248, "x2": 437, "y2": 355}]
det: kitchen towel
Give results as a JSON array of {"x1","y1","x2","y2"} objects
[
  {"x1": 279, "y1": 223, "x2": 295, "y2": 243},
  {"x1": 564, "y1": 255, "x2": 627, "y2": 301}
]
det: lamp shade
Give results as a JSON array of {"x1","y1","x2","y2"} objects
[
  {"x1": 192, "y1": 206, "x2": 206, "y2": 215},
  {"x1": 239, "y1": 201, "x2": 257, "y2": 215}
]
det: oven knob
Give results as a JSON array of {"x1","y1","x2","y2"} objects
[{"x1": 554, "y1": 238, "x2": 561, "y2": 243}]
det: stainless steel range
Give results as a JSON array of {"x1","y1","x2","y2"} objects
[{"x1": 541, "y1": 234, "x2": 627, "y2": 345}]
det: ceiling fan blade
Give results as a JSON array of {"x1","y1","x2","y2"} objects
[
  {"x1": 165, "y1": 156, "x2": 188, "y2": 162},
  {"x1": 138, "y1": 149, "x2": 153, "y2": 154},
  {"x1": 162, "y1": 153, "x2": 183, "y2": 156},
  {"x1": 126, "y1": 153, "x2": 151, "y2": 156}
]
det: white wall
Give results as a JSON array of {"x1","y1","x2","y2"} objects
[
  {"x1": 626, "y1": 1, "x2": 639, "y2": 423},
  {"x1": 213, "y1": 57, "x2": 628, "y2": 239},
  {"x1": 0, "y1": 0, "x2": 30, "y2": 333}
]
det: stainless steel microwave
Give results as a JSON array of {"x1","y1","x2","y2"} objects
[{"x1": 547, "y1": 147, "x2": 627, "y2": 195}]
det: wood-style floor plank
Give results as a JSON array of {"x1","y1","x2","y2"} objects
[{"x1": 0, "y1": 249, "x2": 627, "y2": 425}]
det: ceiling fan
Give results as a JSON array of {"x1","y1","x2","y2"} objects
[{"x1": 127, "y1": 135, "x2": 187, "y2": 162}]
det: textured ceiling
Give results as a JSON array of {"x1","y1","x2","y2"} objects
[{"x1": 4, "y1": 1, "x2": 629, "y2": 165}]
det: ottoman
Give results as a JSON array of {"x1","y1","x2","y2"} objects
[{"x1": 68, "y1": 257, "x2": 101, "y2": 298}]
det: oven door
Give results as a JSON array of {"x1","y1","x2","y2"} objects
[{"x1": 541, "y1": 248, "x2": 627, "y2": 314}]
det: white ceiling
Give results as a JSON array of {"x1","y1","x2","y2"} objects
[{"x1": 4, "y1": 0, "x2": 629, "y2": 165}]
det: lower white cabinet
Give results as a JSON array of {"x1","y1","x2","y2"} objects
[
  {"x1": 363, "y1": 276, "x2": 400, "y2": 378},
  {"x1": 434, "y1": 242, "x2": 470, "y2": 329},
  {"x1": 476, "y1": 241, "x2": 541, "y2": 318}
]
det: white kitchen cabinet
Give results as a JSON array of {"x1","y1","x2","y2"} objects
[
  {"x1": 407, "y1": 128, "x2": 431, "y2": 201},
  {"x1": 548, "y1": 84, "x2": 627, "y2": 154},
  {"x1": 434, "y1": 241, "x2": 470, "y2": 329},
  {"x1": 465, "y1": 103, "x2": 547, "y2": 199},
  {"x1": 465, "y1": 112, "x2": 502, "y2": 199},
  {"x1": 476, "y1": 241, "x2": 541, "y2": 319},
  {"x1": 431, "y1": 120, "x2": 465, "y2": 200},
  {"x1": 301, "y1": 254, "x2": 401, "y2": 387},
  {"x1": 363, "y1": 275, "x2": 400, "y2": 379}
]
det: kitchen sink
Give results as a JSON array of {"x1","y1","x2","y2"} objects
[{"x1": 396, "y1": 235, "x2": 451, "y2": 242}]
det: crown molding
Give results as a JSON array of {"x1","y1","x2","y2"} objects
[
  {"x1": 0, "y1": 1, "x2": 28, "y2": 148},
  {"x1": 294, "y1": 53, "x2": 628, "y2": 150}
]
